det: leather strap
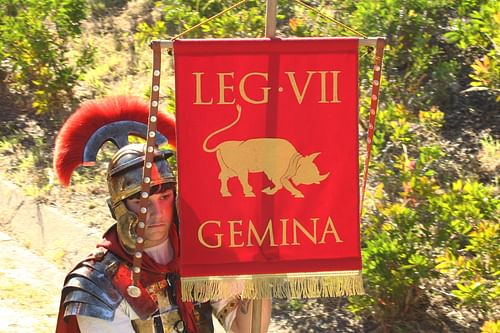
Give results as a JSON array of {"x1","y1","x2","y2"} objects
[
  {"x1": 153, "y1": 312, "x2": 165, "y2": 333},
  {"x1": 130, "y1": 41, "x2": 163, "y2": 290},
  {"x1": 360, "y1": 38, "x2": 385, "y2": 216},
  {"x1": 112, "y1": 262, "x2": 158, "y2": 319}
]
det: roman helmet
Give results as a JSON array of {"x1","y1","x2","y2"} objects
[
  {"x1": 53, "y1": 96, "x2": 176, "y2": 254},
  {"x1": 107, "y1": 143, "x2": 175, "y2": 253}
]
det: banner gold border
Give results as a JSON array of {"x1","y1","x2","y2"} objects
[{"x1": 181, "y1": 270, "x2": 364, "y2": 301}]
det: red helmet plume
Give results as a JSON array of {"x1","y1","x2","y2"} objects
[{"x1": 53, "y1": 96, "x2": 176, "y2": 186}]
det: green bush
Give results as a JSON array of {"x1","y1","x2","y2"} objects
[
  {"x1": 0, "y1": 0, "x2": 93, "y2": 114},
  {"x1": 349, "y1": 100, "x2": 499, "y2": 327},
  {"x1": 435, "y1": 181, "x2": 499, "y2": 312},
  {"x1": 135, "y1": 0, "x2": 267, "y2": 44},
  {"x1": 445, "y1": 0, "x2": 499, "y2": 99}
]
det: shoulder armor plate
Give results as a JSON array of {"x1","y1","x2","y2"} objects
[{"x1": 62, "y1": 251, "x2": 124, "y2": 322}]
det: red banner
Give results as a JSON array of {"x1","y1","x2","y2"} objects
[{"x1": 174, "y1": 38, "x2": 363, "y2": 300}]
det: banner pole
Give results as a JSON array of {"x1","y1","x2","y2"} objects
[
  {"x1": 251, "y1": 298, "x2": 263, "y2": 333},
  {"x1": 251, "y1": 3, "x2": 277, "y2": 329},
  {"x1": 265, "y1": 0, "x2": 277, "y2": 38}
]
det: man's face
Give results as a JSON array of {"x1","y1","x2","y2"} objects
[{"x1": 125, "y1": 188, "x2": 175, "y2": 248}]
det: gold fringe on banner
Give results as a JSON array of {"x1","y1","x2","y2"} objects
[{"x1": 181, "y1": 270, "x2": 364, "y2": 302}]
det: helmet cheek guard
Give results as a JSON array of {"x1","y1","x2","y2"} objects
[
  {"x1": 114, "y1": 201, "x2": 140, "y2": 254},
  {"x1": 107, "y1": 198, "x2": 140, "y2": 254}
]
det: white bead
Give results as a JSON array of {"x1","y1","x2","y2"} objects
[{"x1": 127, "y1": 285, "x2": 141, "y2": 298}]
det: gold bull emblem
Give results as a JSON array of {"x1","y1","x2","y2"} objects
[{"x1": 203, "y1": 105, "x2": 330, "y2": 198}]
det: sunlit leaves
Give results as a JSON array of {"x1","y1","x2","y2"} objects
[
  {"x1": 0, "y1": 0, "x2": 91, "y2": 114},
  {"x1": 445, "y1": 0, "x2": 499, "y2": 98}
]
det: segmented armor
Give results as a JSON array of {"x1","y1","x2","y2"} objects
[{"x1": 61, "y1": 248, "x2": 214, "y2": 333}]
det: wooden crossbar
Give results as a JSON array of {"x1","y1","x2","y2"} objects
[{"x1": 154, "y1": 38, "x2": 383, "y2": 49}]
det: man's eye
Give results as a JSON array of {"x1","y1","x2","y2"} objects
[{"x1": 161, "y1": 193, "x2": 171, "y2": 200}]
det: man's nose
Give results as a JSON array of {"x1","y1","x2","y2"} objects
[{"x1": 145, "y1": 197, "x2": 161, "y2": 216}]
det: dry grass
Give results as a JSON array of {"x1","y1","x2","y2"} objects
[
  {"x1": 478, "y1": 134, "x2": 500, "y2": 175},
  {"x1": 0, "y1": 233, "x2": 65, "y2": 333}
]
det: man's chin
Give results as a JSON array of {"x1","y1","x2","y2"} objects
[{"x1": 144, "y1": 233, "x2": 169, "y2": 245}]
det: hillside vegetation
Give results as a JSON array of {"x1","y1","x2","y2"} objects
[{"x1": 0, "y1": 0, "x2": 498, "y2": 332}]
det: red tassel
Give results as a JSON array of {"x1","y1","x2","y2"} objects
[{"x1": 53, "y1": 96, "x2": 176, "y2": 186}]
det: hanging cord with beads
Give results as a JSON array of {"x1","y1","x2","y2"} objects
[
  {"x1": 126, "y1": 40, "x2": 163, "y2": 298},
  {"x1": 360, "y1": 38, "x2": 385, "y2": 216}
]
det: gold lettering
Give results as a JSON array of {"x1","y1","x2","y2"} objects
[
  {"x1": 228, "y1": 220, "x2": 244, "y2": 248},
  {"x1": 292, "y1": 218, "x2": 318, "y2": 245},
  {"x1": 239, "y1": 72, "x2": 270, "y2": 104},
  {"x1": 318, "y1": 71, "x2": 329, "y2": 104},
  {"x1": 280, "y1": 219, "x2": 289, "y2": 246},
  {"x1": 198, "y1": 220, "x2": 223, "y2": 248},
  {"x1": 193, "y1": 72, "x2": 213, "y2": 105},
  {"x1": 198, "y1": 217, "x2": 344, "y2": 249},
  {"x1": 330, "y1": 71, "x2": 341, "y2": 103},
  {"x1": 218, "y1": 72, "x2": 236, "y2": 105},
  {"x1": 286, "y1": 71, "x2": 316, "y2": 104},
  {"x1": 247, "y1": 219, "x2": 277, "y2": 247},
  {"x1": 319, "y1": 216, "x2": 344, "y2": 243}
]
